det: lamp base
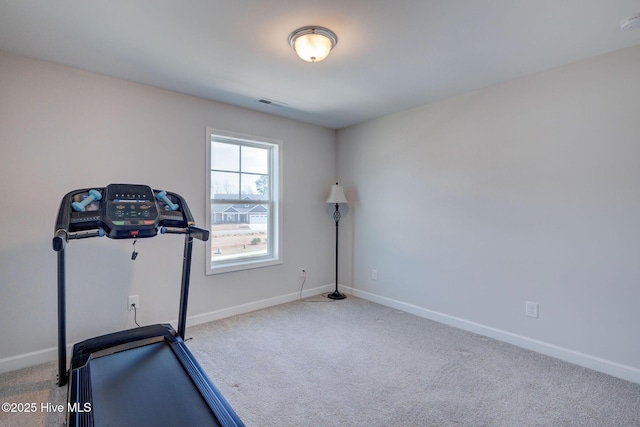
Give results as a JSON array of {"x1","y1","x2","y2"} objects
[{"x1": 327, "y1": 290, "x2": 346, "y2": 300}]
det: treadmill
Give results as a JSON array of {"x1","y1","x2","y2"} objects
[{"x1": 53, "y1": 183, "x2": 244, "y2": 427}]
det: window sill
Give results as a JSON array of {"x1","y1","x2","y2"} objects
[{"x1": 206, "y1": 258, "x2": 282, "y2": 275}]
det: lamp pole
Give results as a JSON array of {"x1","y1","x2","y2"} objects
[{"x1": 328, "y1": 202, "x2": 346, "y2": 299}]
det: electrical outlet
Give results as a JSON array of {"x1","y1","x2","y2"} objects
[
  {"x1": 525, "y1": 301, "x2": 538, "y2": 318},
  {"x1": 128, "y1": 295, "x2": 139, "y2": 311},
  {"x1": 300, "y1": 268, "x2": 307, "y2": 278},
  {"x1": 371, "y1": 269, "x2": 378, "y2": 280}
]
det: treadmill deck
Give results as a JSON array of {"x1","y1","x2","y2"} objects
[{"x1": 90, "y1": 341, "x2": 221, "y2": 427}]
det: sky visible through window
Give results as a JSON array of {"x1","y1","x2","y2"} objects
[{"x1": 211, "y1": 141, "x2": 269, "y2": 197}]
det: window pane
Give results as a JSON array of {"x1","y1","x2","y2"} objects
[
  {"x1": 212, "y1": 141, "x2": 239, "y2": 171},
  {"x1": 241, "y1": 145, "x2": 269, "y2": 174},
  {"x1": 241, "y1": 173, "x2": 269, "y2": 198},
  {"x1": 211, "y1": 204, "x2": 270, "y2": 260},
  {"x1": 211, "y1": 171, "x2": 239, "y2": 197}
]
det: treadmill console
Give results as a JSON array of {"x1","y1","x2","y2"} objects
[
  {"x1": 103, "y1": 184, "x2": 159, "y2": 238},
  {"x1": 57, "y1": 183, "x2": 195, "y2": 241}
]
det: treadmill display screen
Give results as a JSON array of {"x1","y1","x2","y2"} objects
[
  {"x1": 103, "y1": 184, "x2": 160, "y2": 238},
  {"x1": 107, "y1": 193, "x2": 157, "y2": 224}
]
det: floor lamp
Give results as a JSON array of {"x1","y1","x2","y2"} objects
[{"x1": 326, "y1": 183, "x2": 348, "y2": 300}]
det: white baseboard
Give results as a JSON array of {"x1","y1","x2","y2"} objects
[
  {"x1": 0, "y1": 283, "x2": 335, "y2": 375},
  {"x1": 0, "y1": 347, "x2": 59, "y2": 375},
  {"x1": 345, "y1": 286, "x2": 640, "y2": 384}
]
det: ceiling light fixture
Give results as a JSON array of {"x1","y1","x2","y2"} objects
[
  {"x1": 620, "y1": 13, "x2": 640, "y2": 30},
  {"x1": 288, "y1": 26, "x2": 338, "y2": 63}
]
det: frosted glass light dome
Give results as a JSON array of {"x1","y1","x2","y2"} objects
[{"x1": 288, "y1": 26, "x2": 338, "y2": 63}]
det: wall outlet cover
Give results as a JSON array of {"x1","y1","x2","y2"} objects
[{"x1": 526, "y1": 301, "x2": 539, "y2": 318}]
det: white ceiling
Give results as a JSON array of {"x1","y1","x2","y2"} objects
[{"x1": 1, "y1": 1, "x2": 639, "y2": 129}]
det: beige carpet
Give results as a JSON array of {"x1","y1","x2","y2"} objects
[{"x1": 2, "y1": 296, "x2": 640, "y2": 426}]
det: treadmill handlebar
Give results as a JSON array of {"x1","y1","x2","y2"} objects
[
  {"x1": 52, "y1": 228, "x2": 105, "y2": 252},
  {"x1": 161, "y1": 226, "x2": 209, "y2": 241},
  {"x1": 189, "y1": 226, "x2": 210, "y2": 242},
  {"x1": 52, "y1": 229, "x2": 67, "y2": 252}
]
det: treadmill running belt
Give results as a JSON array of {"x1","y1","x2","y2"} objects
[{"x1": 90, "y1": 342, "x2": 222, "y2": 427}]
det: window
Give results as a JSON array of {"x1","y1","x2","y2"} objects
[{"x1": 206, "y1": 128, "x2": 282, "y2": 274}]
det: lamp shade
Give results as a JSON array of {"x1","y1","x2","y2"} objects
[
  {"x1": 288, "y1": 26, "x2": 337, "y2": 63},
  {"x1": 326, "y1": 183, "x2": 348, "y2": 204}
]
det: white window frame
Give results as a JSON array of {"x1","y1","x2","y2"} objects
[{"x1": 205, "y1": 128, "x2": 283, "y2": 275}]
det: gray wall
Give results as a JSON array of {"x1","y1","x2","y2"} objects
[
  {"x1": 3, "y1": 43, "x2": 640, "y2": 384},
  {"x1": 0, "y1": 51, "x2": 336, "y2": 370},
  {"x1": 336, "y1": 45, "x2": 640, "y2": 382}
]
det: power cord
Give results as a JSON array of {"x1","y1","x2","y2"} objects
[
  {"x1": 299, "y1": 270, "x2": 333, "y2": 303},
  {"x1": 132, "y1": 303, "x2": 141, "y2": 327},
  {"x1": 299, "y1": 270, "x2": 306, "y2": 300}
]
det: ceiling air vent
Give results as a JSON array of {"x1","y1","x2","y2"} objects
[{"x1": 257, "y1": 98, "x2": 287, "y2": 108}]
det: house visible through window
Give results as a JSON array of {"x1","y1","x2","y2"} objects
[{"x1": 206, "y1": 129, "x2": 282, "y2": 274}]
